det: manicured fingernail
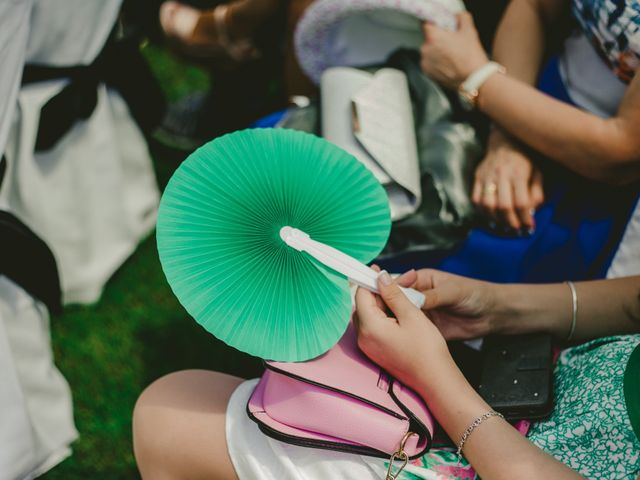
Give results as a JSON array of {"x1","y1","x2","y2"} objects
[
  {"x1": 399, "y1": 268, "x2": 415, "y2": 278},
  {"x1": 529, "y1": 208, "x2": 536, "y2": 216},
  {"x1": 378, "y1": 270, "x2": 392, "y2": 286},
  {"x1": 527, "y1": 227, "x2": 535, "y2": 235}
]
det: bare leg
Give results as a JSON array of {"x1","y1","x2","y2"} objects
[
  {"x1": 133, "y1": 370, "x2": 244, "y2": 480},
  {"x1": 160, "y1": 0, "x2": 282, "y2": 61}
]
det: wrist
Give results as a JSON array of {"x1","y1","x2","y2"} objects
[
  {"x1": 487, "y1": 126, "x2": 513, "y2": 149},
  {"x1": 458, "y1": 61, "x2": 505, "y2": 110},
  {"x1": 457, "y1": 55, "x2": 490, "y2": 88},
  {"x1": 486, "y1": 128, "x2": 532, "y2": 162},
  {"x1": 414, "y1": 352, "x2": 492, "y2": 441},
  {"x1": 490, "y1": 284, "x2": 531, "y2": 335},
  {"x1": 491, "y1": 284, "x2": 567, "y2": 337},
  {"x1": 413, "y1": 345, "x2": 457, "y2": 388}
]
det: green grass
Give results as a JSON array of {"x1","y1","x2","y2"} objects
[{"x1": 42, "y1": 46, "x2": 263, "y2": 480}]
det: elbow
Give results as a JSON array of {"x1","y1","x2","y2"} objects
[
  {"x1": 595, "y1": 149, "x2": 640, "y2": 186},
  {"x1": 586, "y1": 120, "x2": 640, "y2": 185}
]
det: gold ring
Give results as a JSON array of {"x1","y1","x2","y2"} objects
[{"x1": 484, "y1": 182, "x2": 498, "y2": 194}]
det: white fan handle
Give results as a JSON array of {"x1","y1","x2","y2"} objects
[{"x1": 280, "y1": 227, "x2": 425, "y2": 309}]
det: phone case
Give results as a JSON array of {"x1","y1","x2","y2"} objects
[{"x1": 477, "y1": 334, "x2": 554, "y2": 421}]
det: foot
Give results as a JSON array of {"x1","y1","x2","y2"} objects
[{"x1": 160, "y1": 1, "x2": 258, "y2": 63}]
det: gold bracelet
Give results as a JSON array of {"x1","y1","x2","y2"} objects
[
  {"x1": 456, "y1": 410, "x2": 504, "y2": 459},
  {"x1": 566, "y1": 281, "x2": 577, "y2": 341}
]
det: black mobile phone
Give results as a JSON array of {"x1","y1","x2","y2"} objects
[{"x1": 477, "y1": 334, "x2": 554, "y2": 421}]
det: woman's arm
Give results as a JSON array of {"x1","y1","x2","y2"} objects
[
  {"x1": 492, "y1": 0, "x2": 564, "y2": 84},
  {"x1": 493, "y1": 275, "x2": 640, "y2": 341},
  {"x1": 355, "y1": 274, "x2": 583, "y2": 479},
  {"x1": 421, "y1": 12, "x2": 640, "y2": 185},
  {"x1": 470, "y1": 0, "x2": 562, "y2": 231},
  {"x1": 400, "y1": 268, "x2": 640, "y2": 342},
  {"x1": 413, "y1": 352, "x2": 583, "y2": 480},
  {"x1": 477, "y1": 70, "x2": 640, "y2": 184}
]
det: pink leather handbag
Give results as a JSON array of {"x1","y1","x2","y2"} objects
[{"x1": 247, "y1": 321, "x2": 435, "y2": 462}]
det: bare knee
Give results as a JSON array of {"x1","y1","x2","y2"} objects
[
  {"x1": 133, "y1": 370, "x2": 243, "y2": 480},
  {"x1": 133, "y1": 371, "x2": 197, "y2": 479}
]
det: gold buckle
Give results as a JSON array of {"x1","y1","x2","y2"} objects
[{"x1": 385, "y1": 432, "x2": 416, "y2": 480}]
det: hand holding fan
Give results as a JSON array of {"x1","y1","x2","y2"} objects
[{"x1": 157, "y1": 128, "x2": 423, "y2": 362}]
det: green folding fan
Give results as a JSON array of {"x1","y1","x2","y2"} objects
[{"x1": 157, "y1": 128, "x2": 392, "y2": 361}]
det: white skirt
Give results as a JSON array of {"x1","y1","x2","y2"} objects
[{"x1": 226, "y1": 380, "x2": 442, "y2": 480}]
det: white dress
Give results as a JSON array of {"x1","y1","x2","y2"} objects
[
  {"x1": 0, "y1": 1, "x2": 158, "y2": 478},
  {"x1": 0, "y1": 0, "x2": 160, "y2": 305},
  {"x1": 0, "y1": 277, "x2": 77, "y2": 480},
  {"x1": 0, "y1": 0, "x2": 31, "y2": 160}
]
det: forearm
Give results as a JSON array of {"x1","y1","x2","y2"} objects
[
  {"x1": 494, "y1": 276, "x2": 640, "y2": 341},
  {"x1": 416, "y1": 355, "x2": 582, "y2": 479},
  {"x1": 477, "y1": 72, "x2": 640, "y2": 183},
  {"x1": 491, "y1": 0, "x2": 549, "y2": 84},
  {"x1": 490, "y1": 0, "x2": 562, "y2": 149}
]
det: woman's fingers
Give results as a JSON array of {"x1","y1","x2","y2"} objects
[
  {"x1": 477, "y1": 173, "x2": 539, "y2": 232},
  {"x1": 396, "y1": 269, "x2": 417, "y2": 287},
  {"x1": 354, "y1": 287, "x2": 391, "y2": 334},
  {"x1": 530, "y1": 168, "x2": 545, "y2": 207},
  {"x1": 473, "y1": 160, "x2": 496, "y2": 216},
  {"x1": 471, "y1": 177, "x2": 484, "y2": 206},
  {"x1": 412, "y1": 268, "x2": 439, "y2": 291},
  {"x1": 456, "y1": 11, "x2": 475, "y2": 31},
  {"x1": 422, "y1": 22, "x2": 441, "y2": 42},
  {"x1": 422, "y1": 283, "x2": 463, "y2": 310},
  {"x1": 497, "y1": 175, "x2": 520, "y2": 229},
  {"x1": 376, "y1": 271, "x2": 422, "y2": 324},
  {"x1": 513, "y1": 176, "x2": 534, "y2": 230},
  {"x1": 481, "y1": 179, "x2": 499, "y2": 217},
  {"x1": 474, "y1": 132, "x2": 544, "y2": 232}
]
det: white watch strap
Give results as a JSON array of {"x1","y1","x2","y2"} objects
[{"x1": 459, "y1": 62, "x2": 506, "y2": 107}]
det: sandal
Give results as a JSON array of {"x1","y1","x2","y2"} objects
[{"x1": 160, "y1": 1, "x2": 259, "y2": 62}]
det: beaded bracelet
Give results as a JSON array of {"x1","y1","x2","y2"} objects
[{"x1": 456, "y1": 411, "x2": 504, "y2": 459}]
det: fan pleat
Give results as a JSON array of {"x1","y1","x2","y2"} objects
[{"x1": 157, "y1": 129, "x2": 390, "y2": 361}]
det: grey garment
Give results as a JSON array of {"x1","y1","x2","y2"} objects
[
  {"x1": 382, "y1": 49, "x2": 481, "y2": 256},
  {"x1": 280, "y1": 50, "x2": 481, "y2": 255}
]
